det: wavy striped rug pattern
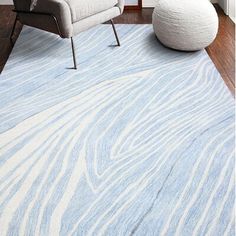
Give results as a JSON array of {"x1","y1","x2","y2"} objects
[{"x1": 0, "y1": 25, "x2": 235, "y2": 236}]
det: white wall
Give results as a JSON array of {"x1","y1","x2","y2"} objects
[
  {"x1": 125, "y1": 0, "x2": 139, "y2": 5},
  {"x1": 218, "y1": 0, "x2": 227, "y2": 11},
  {"x1": 142, "y1": 0, "x2": 156, "y2": 7},
  {"x1": 219, "y1": 0, "x2": 235, "y2": 22},
  {"x1": 0, "y1": 0, "x2": 13, "y2": 4},
  {"x1": 228, "y1": 0, "x2": 235, "y2": 22}
]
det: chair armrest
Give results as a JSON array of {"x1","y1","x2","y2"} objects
[
  {"x1": 31, "y1": 0, "x2": 73, "y2": 38},
  {"x1": 117, "y1": 0, "x2": 125, "y2": 14}
]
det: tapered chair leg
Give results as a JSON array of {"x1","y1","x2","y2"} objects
[
  {"x1": 10, "y1": 16, "x2": 18, "y2": 44},
  {"x1": 70, "y1": 37, "x2": 77, "y2": 69},
  {"x1": 110, "y1": 19, "x2": 120, "y2": 46}
]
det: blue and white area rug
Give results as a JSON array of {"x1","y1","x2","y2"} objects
[{"x1": 0, "y1": 25, "x2": 235, "y2": 236}]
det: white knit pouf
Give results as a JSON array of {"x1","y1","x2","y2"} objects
[{"x1": 152, "y1": 0, "x2": 219, "y2": 51}]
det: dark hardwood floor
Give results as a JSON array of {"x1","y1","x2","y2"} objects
[
  {"x1": 0, "y1": 5, "x2": 235, "y2": 94},
  {"x1": 0, "y1": 5, "x2": 22, "y2": 72}
]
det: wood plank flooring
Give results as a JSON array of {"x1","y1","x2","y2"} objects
[{"x1": 0, "y1": 5, "x2": 235, "y2": 94}]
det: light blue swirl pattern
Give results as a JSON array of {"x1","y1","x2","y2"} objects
[{"x1": 0, "y1": 24, "x2": 235, "y2": 236}]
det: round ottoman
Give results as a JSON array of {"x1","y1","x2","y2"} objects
[{"x1": 152, "y1": 0, "x2": 219, "y2": 51}]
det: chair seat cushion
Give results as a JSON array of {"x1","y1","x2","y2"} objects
[{"x1": 65, "y1": 0, "x2": 118, "y2": 23}]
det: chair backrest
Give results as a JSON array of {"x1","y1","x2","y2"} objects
[{"x1": 13, "y1": 0, "x2": 31, "y2": 11}]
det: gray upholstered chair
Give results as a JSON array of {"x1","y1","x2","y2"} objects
[{"x1": 11, "y1": 0, "x2": 124, "y2": 69}]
